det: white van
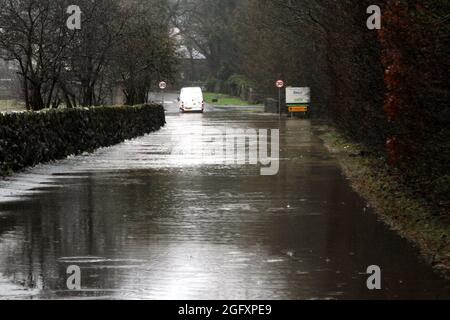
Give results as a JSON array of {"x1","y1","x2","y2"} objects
[{"x1": 179, "y1": 87, "x2": 204, "y2": 113}]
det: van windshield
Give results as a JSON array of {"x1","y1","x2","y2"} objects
[{"x1": 181, "y1": 88, "x2": 203, "y2": 101}]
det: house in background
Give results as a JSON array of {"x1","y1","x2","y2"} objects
[
  {"x1": 176, "y1": 46, "x2": 208, "y2": 89},
  {"x1": 0, "y1": 57, "x2": 20, "y2": 100}
]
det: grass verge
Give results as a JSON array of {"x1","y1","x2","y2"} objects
[
  {"x1": 0, "y1": 99, "x2": 26, "y2": 112},
  {"x1": 203, "y1": 92, "x2": 261, "y2": 106},
  {"x1": 317, "y1": 125, "x2": 450, "y2": 279}
]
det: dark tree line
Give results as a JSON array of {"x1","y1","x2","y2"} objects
[
  {"x1": 237, "y1": 0, "x2": 449, "y2": 212},
  {"x1": 0, "y1": 0, "x2": 178, "y2": 110},
  {"x1": 172, "y1": 0, "x2": 239, "y2": 90},
  {"x1": 178, "y1": 0, "x2": 449, "y2": 212}
]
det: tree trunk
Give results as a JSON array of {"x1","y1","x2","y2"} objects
[{"x1": 30, "y1": 84, "x2": 44, "y2": 111}]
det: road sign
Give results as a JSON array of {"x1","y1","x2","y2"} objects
[
  {"x1": 288, "y1": 106, "x2": 308, "y2": 113},
  {"x1": 276, "y1": 80, "x2": 284, "y2": 118},
  {"x1": 286, "y1": 87, "x2": 310, "y2": 104},
  {"x1": 159, "y1": 81, "x2": 167, "y2": 90},
  {"x1": 275, "y1": 80, "x2": 284, "y2": 88}
]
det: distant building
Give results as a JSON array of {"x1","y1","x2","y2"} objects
[
  {"x1": 176, "y1": 46, "x2": 209, "y2": 89},
  {"x1": 0, "y1": 57, "x2": 20, "y2": 100}
]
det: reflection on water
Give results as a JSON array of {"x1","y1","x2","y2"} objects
[{"x1": 0, "y1": 111, "x2": 448, "y2": 299}]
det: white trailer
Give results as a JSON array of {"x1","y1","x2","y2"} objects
[
  {"x1": 286, "y1": 87, "x2": 310, "y2": 104},
  {"x1": 286, "y1": 87, "x2": 310, "y2": 114}
]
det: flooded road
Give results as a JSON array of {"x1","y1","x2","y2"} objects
[{"x1": 0, "y1": 95, "x2": 448, "y2": 299}]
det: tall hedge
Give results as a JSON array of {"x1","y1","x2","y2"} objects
[
  {"x1": 379, "y1": 0, "x2": 450, "y2": 211},
  {"x1": 0, "y1": 104, "x2": 165, "y2": 175}
]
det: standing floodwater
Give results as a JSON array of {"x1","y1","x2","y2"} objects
[{"x1": 0, "y1": 99, "x2": 448, "y2": 299}]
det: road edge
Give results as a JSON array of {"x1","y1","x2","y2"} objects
[{"x1": 315, "y1": 125, "x2": 450, "y2": 281}]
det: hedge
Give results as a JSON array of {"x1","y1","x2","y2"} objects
[{"x1": 0, "y1": 104, "x2": 165, "y2": 175}]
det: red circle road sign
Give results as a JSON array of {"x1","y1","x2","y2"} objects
[
  {"x1": 159, "y1": 81, "x2": 167, "y2": 90},
  {"x1": 276, "y1": 80, "x2": 284, "y2": 88}
]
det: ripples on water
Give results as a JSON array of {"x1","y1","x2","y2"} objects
[{"x1": 0, "y1": 112, "x2": 448, "y2": 299}]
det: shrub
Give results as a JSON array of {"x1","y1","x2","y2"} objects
[{"x1": 225, "y1": 74, "x2": 255, "y2": 97}]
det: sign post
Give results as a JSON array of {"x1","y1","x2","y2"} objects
[
  {"x1": 159, "y1": 81, "x2": 167, "y2": 106},
  {"x1": 275, "y1": 80, "x2": 284, "y2": 119},
  {"x1": 285, "y1": 87, "x2": 310, "y2": 117}
]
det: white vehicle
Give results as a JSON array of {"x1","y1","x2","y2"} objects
[{"x1": 179, "y1": 87, "x2": 204, "y2": 113}]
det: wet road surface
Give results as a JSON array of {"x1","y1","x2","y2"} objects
[{"x1": 0, "y1": 93, "x2": 448, "y2": 299}]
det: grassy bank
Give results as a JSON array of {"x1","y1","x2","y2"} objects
[
  {"x1": 0, "y1": 99, "x2": 26, "y2": 113},
  {"x1": 317, "y1": 125, "x2": 450, "y2": 279},
  {"x1": 203, "y1": 92, "x2": 261, "y2": 106}
]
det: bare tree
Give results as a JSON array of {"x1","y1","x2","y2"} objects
[
  {"x1": 0, "y1": 0, "x2": 74, "y2": 110},
  {"x1": 174, "y1": 0, "x2": 239, "y2": 82},
  {"x1": 60, "y1": 0, "x2": 126, "y2": 107},
  {"x1": 0, "y1": 0, "x2": 178, "y2": 109},
  {"x1": 114, "y1": 0, "x2": 178, "y2": 105}
]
